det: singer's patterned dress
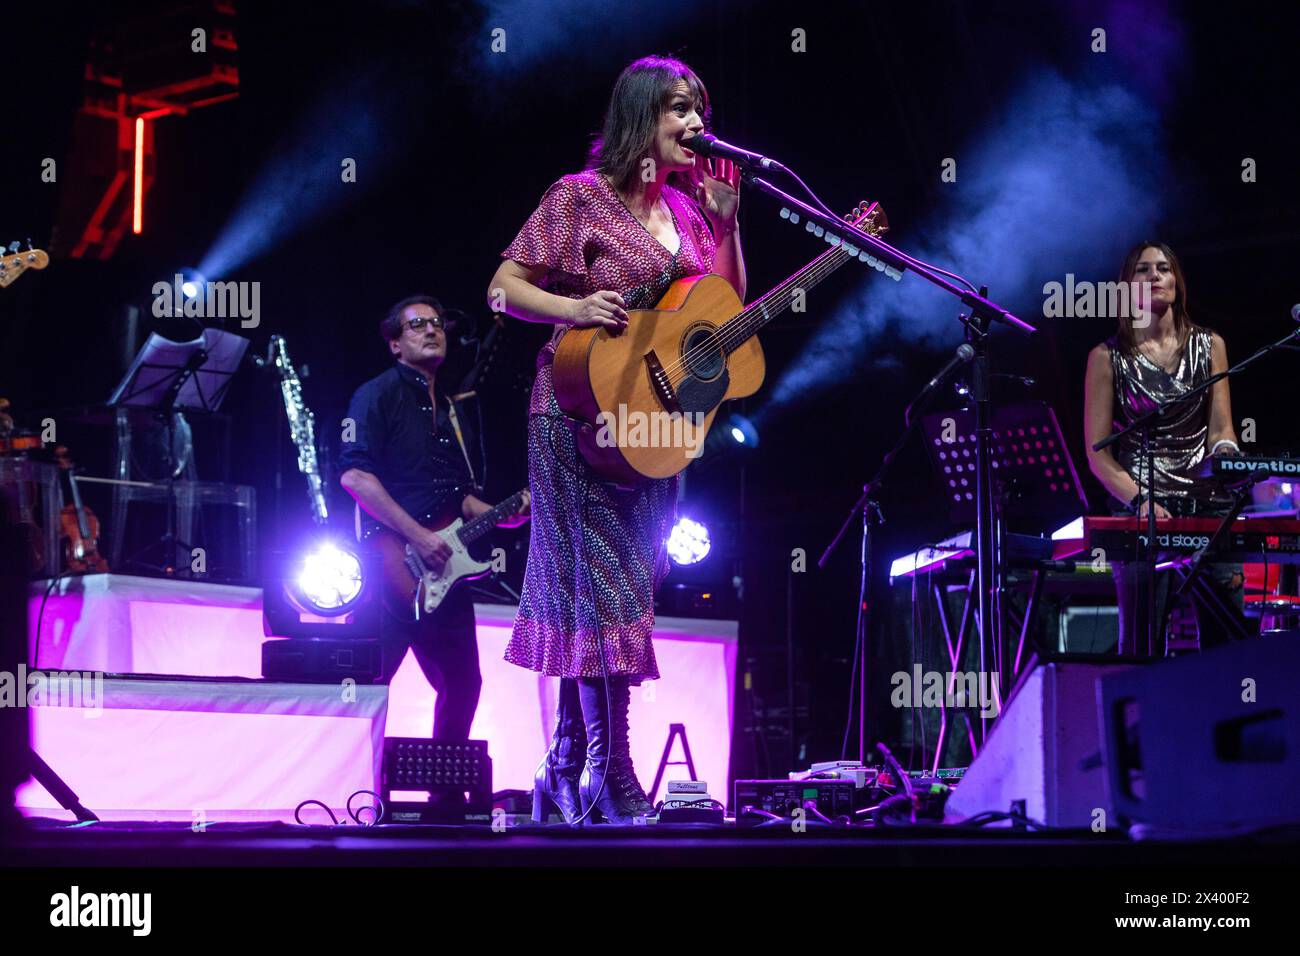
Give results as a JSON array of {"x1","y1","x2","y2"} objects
[{"x1": 501, "y1": 170, "x2": 717, "y2": 682}]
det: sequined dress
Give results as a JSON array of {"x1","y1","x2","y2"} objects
[
  {"x1": 501, "y1": 170, "x2": 718, "y2": 682},
  {"x1": 1107, "y1": 327, "x2": 1228, "y2": 509}
]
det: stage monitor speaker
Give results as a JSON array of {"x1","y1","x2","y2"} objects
[
  {"x1": 1099, "y1": 636, "x2": 1300, "y2": 834},
  {"x1": 944, "y1": 659, "x2": 1133, "y2": 827}
]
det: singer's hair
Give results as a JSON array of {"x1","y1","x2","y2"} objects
[
  {"x1": 380, "y1": 294, "x2": 447, "y2": 344},
  {"x1": 1112, "y1": 241, "x2": 1200, "y2": 355},
  {"x1": 587, "y1": 55, "x2": 711, "y2": 194}
]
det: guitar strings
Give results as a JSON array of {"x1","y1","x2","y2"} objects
[
  {"x1": 658, "y1": 212, "x2": 876, "y2": 382},
  {"x1": 659, "y1": 241, "x2": 851, "y2": 385},
  {"x1": 662, "y1": 248, "x2": 843, "y2": 380}
]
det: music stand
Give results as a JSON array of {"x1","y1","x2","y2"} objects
[
  {"x1": 921, "y1": 400, "x2": 1088, "y2": 531},
  {"x1": 920, "y1": 400, "x2": 1089, "y2": 735},
  {"x1": 110, "y1": 329, "x2": 248, "y2": 577}
]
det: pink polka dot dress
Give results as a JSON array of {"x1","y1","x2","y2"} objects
[{"x1": 500, "y1": 169, "x2": 718, "y2": 683}]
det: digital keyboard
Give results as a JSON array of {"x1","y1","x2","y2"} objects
[
  {"x1": 1195, "y1": 455, "x2": 1300, "y2": 481},
  {"x1": 1060, "y1": 516, "x2": 1300, "y2": 564}
]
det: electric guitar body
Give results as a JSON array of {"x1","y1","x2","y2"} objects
[{"x1": 369, "y1": 489, "x2": 527, "y2": 622}]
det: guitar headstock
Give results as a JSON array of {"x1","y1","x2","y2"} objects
[
  {"x1": 847, "y1": 200, "x2": 888, "y2": 236},
  {"x1": 0, "y1": 246, "x2": 50, "y2": 289}
]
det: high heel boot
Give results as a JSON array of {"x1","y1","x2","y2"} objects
[
  {"x1": 531, "y1": 678, "x2": 587, "y2": 823},
  {"x1": 577, "y1": 676, "x2": 654, "y2": 824}
]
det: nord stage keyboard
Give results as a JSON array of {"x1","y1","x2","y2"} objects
[{"x1": 1068, "y1": 516, "x2": 1300, "y2": 563}]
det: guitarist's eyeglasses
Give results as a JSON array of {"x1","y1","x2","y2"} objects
[{"x1": 404, "y1": 315, "x2": 446, "y2": 333}]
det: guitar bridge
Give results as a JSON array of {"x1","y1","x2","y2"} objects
[{"x1": 643, "y1": 350, "x2": 682, "y2": 414}]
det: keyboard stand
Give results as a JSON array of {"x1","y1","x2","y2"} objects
[{"x1": 1172, "y1": 475, "x2": 1264, "y2": 643}]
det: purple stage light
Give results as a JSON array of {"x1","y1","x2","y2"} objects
[
  {"x1": 293, "y1": 542, "x2": 364, "y2": 614},
  {"x1": 667, "y1": 516, "x2": 711, "y2": 566}
]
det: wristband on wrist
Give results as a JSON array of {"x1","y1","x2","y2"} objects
[
  {"x1": 1128, "y1": 491, "x2": 1146, "y2": 513},
  {"x1": 1210, "y1": 439, "x2": 1240, "y2": 456}
]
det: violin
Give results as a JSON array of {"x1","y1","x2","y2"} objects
[
  {"x1": 52, "y1": 444, "x2": 109, "y2": 573},
  {"x1": 0, "y1": 396, "x2": 46, "y2": 572}
]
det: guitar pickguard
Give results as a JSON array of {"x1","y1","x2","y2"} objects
[
  {"x1": 672, "y1": 322, "x2": 730, "y2": 415},
  {"x1": 674, "y1": 371, "x2": 729, "y2": 416}
]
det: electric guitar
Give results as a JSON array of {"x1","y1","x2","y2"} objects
[
  {"x1": 552, "y1": 202, "x2": 891, "y2": 483},
  {"x1": 371, "y1": 489, "x2": 528, "y2": 621},
  {"x1": 0, "y1": 245, "x2": 49, "y2": 288}
]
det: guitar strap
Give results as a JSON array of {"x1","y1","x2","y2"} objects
[
  {"x1": 445, "y1": 395, "x2": 479, "y2": 489},
  {"x1": 353, "y1": 395, "x2": 480, "y2": 544}
]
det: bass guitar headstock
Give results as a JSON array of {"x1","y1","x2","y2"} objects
[{"x1": 0, "y1": 242, "x2": 50, "y2": 289}]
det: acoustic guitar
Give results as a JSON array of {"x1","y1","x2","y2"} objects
[{"x1": 553, "y1": 202, "x2": 888, "y2": 483}]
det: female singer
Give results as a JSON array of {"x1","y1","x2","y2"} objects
[
  {"x1": 487, "y1": 56, "x2": 745, "y2": 823},
  {"x1": 1084, "y1": 241, "x2": 1245, "y2": 657}
]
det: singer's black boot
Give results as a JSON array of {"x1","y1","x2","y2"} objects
[
  {"x1": 531, "y1": 678, "x2": 587, "y2": 823},
  {"x1": 577, "y1": 676, "x2": 655, "y2": 825}
]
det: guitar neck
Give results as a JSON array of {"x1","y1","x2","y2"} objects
[
  {"x1": 457, "y1": 489, "x2": 527, "y2": 545},
  {"x1": 720, "y1": 239, "x2": 855, "y2": 354}
]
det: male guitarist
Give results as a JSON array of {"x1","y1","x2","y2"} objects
[{"x1": 339, "y1": 294, "x2": 528, "y2": 741}]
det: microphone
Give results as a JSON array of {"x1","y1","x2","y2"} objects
[
  {"x1": 1291, "y1": 303, "x2": 1300, "y2": 322},
  {"x1": 924, "y1": 343, "x2": 976, "y2": 392},
  {"x1": 905, "y1": 344, "x2": 976, "y2": 425},
  {"x1": 681, "y1": 134, "x2": 785, "y2": 172}
]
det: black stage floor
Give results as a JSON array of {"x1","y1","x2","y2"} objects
[{"x1": 6, "y1": 818, "x2": 1298, "y2": 867}]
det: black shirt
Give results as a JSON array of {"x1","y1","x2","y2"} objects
[{"x1": 338, "y1": 363, "x2": 482, "y2": 540}]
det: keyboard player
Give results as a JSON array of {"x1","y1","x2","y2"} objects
[{"x1": 1083, "y1": 241, "x2": 1248, "y2": 657}]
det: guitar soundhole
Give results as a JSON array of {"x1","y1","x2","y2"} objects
[{"x1": 681, "y1": 325, "x2": 725, "y2": 382}]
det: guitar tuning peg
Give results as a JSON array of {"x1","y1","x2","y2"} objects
[
  {"x1": 26, "y1": 238, "x2": 34, "y2": 251},
  {"x1": 6, "y1": 242, "x2": 18, "y2": 254}
]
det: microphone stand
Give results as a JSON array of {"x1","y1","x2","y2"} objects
[
  {"x1": 746, "y1": 169, "x2": 1036, "y2": 749},
  {"x1": 820, "y1": 347, "x2": 976, "y2": 765},
  {"x1": 1093, "y1": 322, "x2": 1300, "y2": 655}
]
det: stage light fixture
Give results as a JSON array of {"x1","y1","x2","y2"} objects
[
  {"x1": 725, "y1": 413, "x2": 758, "y2": 447},
  {"x1": 262, "y1": 537, "x2": 377, "y2": 637},
  {"x1": 291, "y1": 541, "x2": 365, "y2": 616},
  {"x1": 178, "y1": 267, "x2": 206, "y2": 301},
  {"x1": 667, "y1": 516, "x2": 711, "y2": 567}
]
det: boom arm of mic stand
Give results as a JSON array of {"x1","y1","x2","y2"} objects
[{"x1": 743, "y1": 172, "x2": 1037, "y2": 337}]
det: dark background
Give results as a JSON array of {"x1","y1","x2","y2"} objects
[{"x1": 5, "y1": 1, "x2": 1299, "y2": 781}]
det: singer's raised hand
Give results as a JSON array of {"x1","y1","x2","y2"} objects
[{"x1": 699, "y1": 157, "x2": 741, "y2": 228}]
